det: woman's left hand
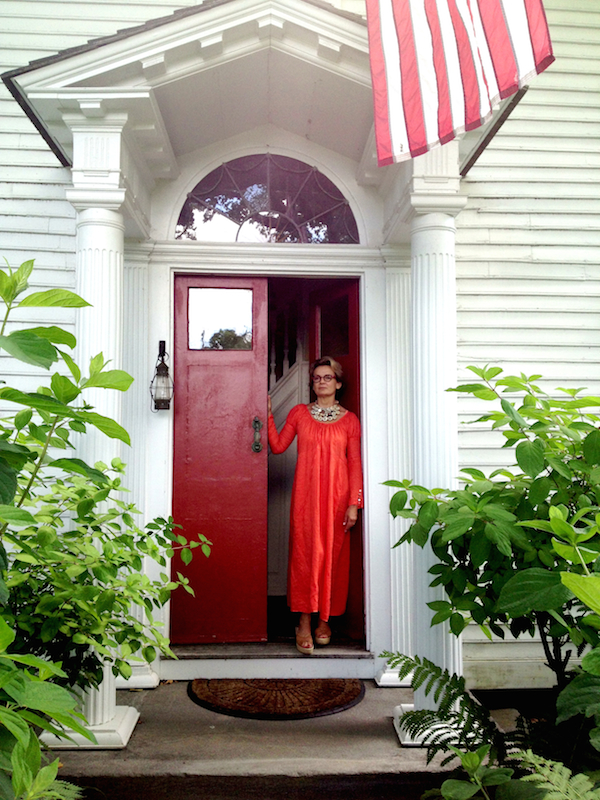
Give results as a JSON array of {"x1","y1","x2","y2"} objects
[{"x1": 343, "y1": 505, "x2": 358, "y2": 530}]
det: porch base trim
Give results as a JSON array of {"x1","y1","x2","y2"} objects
[{"x1": 41, "y1": 706, "x2": 140, "y2": 750}]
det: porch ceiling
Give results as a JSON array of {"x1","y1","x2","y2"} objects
[{"x1": 3, "y1": 0, "x2": 374, "y2": 180}]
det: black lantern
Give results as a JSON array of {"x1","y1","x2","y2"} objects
[{"x1": 150, "y1": 340, "x2": 174, "y2": 411}]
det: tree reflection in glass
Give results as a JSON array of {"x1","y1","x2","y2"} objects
[
  {"x1": 188, "y1": 288, "x2": 253, "y2": 350},
  {"x1": 176, "y1": 154, "x2": 359, "y2": 244}
]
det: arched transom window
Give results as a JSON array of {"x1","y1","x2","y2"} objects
[{"x1": 176, "y1": 154, "x2": 359, "y2": 244}]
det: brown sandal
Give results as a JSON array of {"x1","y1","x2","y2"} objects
[
  {"x1": 295, "y1": 627, "x2": 314, "y2": 655},
  {"x1": 314, "y1": 624, "x2": 331, "y2": 646}
]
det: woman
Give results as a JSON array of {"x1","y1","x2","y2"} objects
[{"x1": 267, "y1": 357, "x2": 363, "y2": 655}]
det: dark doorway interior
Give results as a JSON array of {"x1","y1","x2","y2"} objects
[{"x1": 267, "y1": 277, "x2": 364, "y2": 646}]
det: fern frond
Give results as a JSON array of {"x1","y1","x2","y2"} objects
[
  {"x1": 386, "y1": 653, "x2": 505, "y2": 764},
  {"x1": 42, "y1": 779, "x2": 85, "y2": 800},
  {"x1": 516, "y1": 750, "x2": 600, "y2": 800}
]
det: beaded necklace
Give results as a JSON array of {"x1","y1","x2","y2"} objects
[{"x1": 310, "y1": 402, "x2": 341, "y2": 422}]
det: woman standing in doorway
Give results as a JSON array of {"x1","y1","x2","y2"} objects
[{"x1": 267, "y1": 357, "x2": 363, "y2": 655}]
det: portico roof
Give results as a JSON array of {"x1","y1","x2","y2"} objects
[{"x1": 2, "y1": 0, "x2": 376, "y2": 182}]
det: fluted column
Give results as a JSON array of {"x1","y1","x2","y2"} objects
[
  {"x1": 42, "y1": 114, "x2": 139, "y2": 749},
  {"x1": 376, "y1": 261, "x2": 413, "y2": 687},
  {"x1": 411, "y1": 212, "x2": 462, "y2": 691},
  {"x1": 74, "y1": 206, "x2": 124, "y2": 465}
]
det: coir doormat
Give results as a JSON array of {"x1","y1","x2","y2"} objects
[{"x1": 187, "y1": 678, "x2": 365, "y2": 720}]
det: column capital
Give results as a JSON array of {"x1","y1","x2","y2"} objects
[
  {"x1": 410, "y1": 192, "x2": 468, "y2": 218},
  {"x1": 66, "y1": 187, "x2": 127, "y2": 212}
]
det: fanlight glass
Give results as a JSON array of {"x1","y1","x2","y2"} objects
[{"x1": 176, "y1": 154, "x2": 359, "y2": 244}]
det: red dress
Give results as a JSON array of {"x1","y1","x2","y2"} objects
[{"x1": 268, "y1": 404, "x2": 363, "y2": 621}]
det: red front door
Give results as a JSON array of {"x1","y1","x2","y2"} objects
[{"x1": 171, "y1": 275, "x2": 268, "y2": 644}]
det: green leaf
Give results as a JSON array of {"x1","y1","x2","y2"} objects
[
  {"x1": 584, "y1": 429, "x2": 600, "y2": 466},
  {"x1": 48, "y1": 458, "x2": 108, "y2": 484},
  {"x1": 13, "y1": 409, "x2": 32, "y2": 431},
  {"x1": 552, "y1": 538, "x2": 599, "y2": 565},
  {"x1": 516, "y1": 439, "x2": 545, "y2": 478},
  {"x1": 88, "y1": 353, "x2": 105, "y2": 377},
  {"x1": 501, "y1": 399, "x2": 528, "y2": 428},
  {"x1": 0, "y1": 707, "x2": 29, "y2": 746},
  {"x1": 17, "y1": 288, "x2": 90, "y2": 308},
  {"x1": 441, "y1": 779, "x2": 480, "y2": 800},
  {"x1": 30, "y1": 759, "x2": 59, "y2": 796},
  {"x1": 13, "y1": 259, "x2": 34, "y2": 294},
  {"x1": 390, "y1": 491, "x2": 408, "y2": 516},
  {"x1": 0, "y1": 506, "x2": 36, "y2": 526},
  {"x1": 0, "y1": 388, "x2": 77, "y2": 418},
  {"x1": 450, "y1": 613, "x2": 467, "y2": 635},
  {"x1": 96, "y1": 590, "x2": 116, "y2": 614},
  {"x1": 447, "y1": 383, "x2": 489, "y2": 394},
  {"x1": 561, "y1": 573, "x2": 600, "y2": 617},
  {"x1": 408, "y1": 522, "x2": 429, "y2": 547},
  {"x1": 19, "y1": 326, "x2": 76, "y2": 349},
  {"x1": 18, "y1": 681, "x2": 78, "y2": 714},
  {"x1": 549, "y1": 516, "x2": 578, "y2": 544},
  {"x1": 418, "y1": 501, "x2": 439, "y2": 532},
  {"x1": 84, "y1": 369, "x2": 134, "y2": 392},
  {"x1": 0, "y1": 462, "x2": 17, "y2": 504},
  {"x1": 546, "y1": 456, "x2": 572, "y2": 480},
  {"x1": 142, "y1": 646, "x2": 156, "y2": 663},
  {"x1": 59, "y1": 349, "x2": 81, "y2": 383},
  {"x1": 180, "y1": 548, "x2": 193, "y2": 566},
  {"x1": 0, "y1": 617, "x2": 16, "y2": 651},
  {"x1": 50, "y1": 373, "x2": 80, "y2": 404},
  {"x1": 484, "y1": 523, "x2": 512, "y2": 558},
  {"x1": 77, "y1": 412, "x2": 131, "y2": 445},
  {"x1": 498, "y1": 569, "x2": 572, "y2": 617},
  {"x1": 582, "y1": 647, "x2": 600, "y2": 676},
  {"x1": 529, "y1": 477, "x2": 552, "y2": 506},
  {"x1": 556, "y1": 672, "x2": 600, "y2": 724},
  {"x1": 0, "y1": 331, "x2": 57, "y2": 368},
  {"x1": 441, "y1": 512, "x2": 475, "y2": 542},
  {"x1": 480, "y1": 768, "x2": 513, "y2": 786}
]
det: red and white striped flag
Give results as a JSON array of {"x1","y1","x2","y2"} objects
[{"x1": 366, "y1": 0, "x2": 554, "y2": 166}]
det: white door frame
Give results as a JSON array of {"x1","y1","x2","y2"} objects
[{"x1": 124, "y1": 241, "x2": 405, "y2": 680}]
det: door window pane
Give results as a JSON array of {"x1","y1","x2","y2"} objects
[{"x1": 188, "y1": 288, "x2": 253, "y2": 350}]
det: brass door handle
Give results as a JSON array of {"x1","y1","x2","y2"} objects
[{"x1": 252, "y1": 416, "x2": 263, "y2": 452}]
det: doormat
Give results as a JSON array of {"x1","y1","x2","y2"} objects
[{"x1": 187, "y1": 678, "x2": 365, "y2": 720}]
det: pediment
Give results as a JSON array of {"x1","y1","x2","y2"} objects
[{"x1": 4, "y1": 0, "x2": 374, "y2": 180}]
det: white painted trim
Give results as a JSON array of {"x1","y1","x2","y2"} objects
[
  {"x1": 41, "y1": 707, "x2": 140, "y2": 751},
  {"x1": 127, "y1": 240, "x2": 394, "y2": 679}
]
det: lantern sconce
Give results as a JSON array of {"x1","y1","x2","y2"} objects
[{"x1": 150, "y1": 340, "x2": 174, "y2": 411}]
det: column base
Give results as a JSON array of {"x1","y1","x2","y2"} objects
[
  {"x1": 375, "y1": 666, "x2": 413, "y2": 687},
  {"x1": 393, "y1": 703, "x2": 424, "y2": 747},
  {"x1": 116, "y1": 662, "x2": 160, "y2": 689},
  {"x1": 41, "y1": 706, "x2": 140, "y2": 750}
]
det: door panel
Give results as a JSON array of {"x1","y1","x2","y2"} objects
[
  {"x1": 171, "y1": 275, "x2": 268, "y2": 644},
  {"x1": 310, "y1": 279, "x2": 360, "y2": 417},
  {"x1": 309, "y1": 279, "x2": 364, "y2": 642}
]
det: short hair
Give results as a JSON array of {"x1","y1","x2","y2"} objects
[{"x1": 310, "y1": 356, "x2": 344, "y2": 396}]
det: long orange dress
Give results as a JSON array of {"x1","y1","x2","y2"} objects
[{"x1": 268, "y1": 404, "x2": 363, "y2": 621}]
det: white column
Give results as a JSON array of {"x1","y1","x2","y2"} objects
[
  {"x1": 411, "y1": 211, "x2": 462, "y2": 683},
  {"x1": 376, "y1": 261, "x2": 414, "y2": 687},
  {"x1": 74, "y1": 206, "x2": 125, "y2": 465},
  {"x1": 116, "y1": 251, "x2": 160, "y2": 690},
  {"x1": 393, "y1": 210, "x2": 465, "y2": 741},
  {"x1": 42, "y1": 115, "x2": 139, "y2": 749}
]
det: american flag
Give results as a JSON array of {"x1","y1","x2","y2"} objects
[{"x1": 366, "y1": 0, "x2": 555, "y2": 166}]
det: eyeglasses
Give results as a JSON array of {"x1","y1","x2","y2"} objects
[{"x1": 312, "y1": 374, "x2": 336, "y2": 383}]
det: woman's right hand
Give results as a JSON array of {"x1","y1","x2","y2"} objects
[{"x1": 267, "y1": 395, "x2": 272, "y2": 415}]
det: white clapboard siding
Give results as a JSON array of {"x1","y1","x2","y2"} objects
[
  {"x1": 457, "y1": 0, "x2": 600, "y2": 689},
  {"x1": 456, "y1": 0, "x2": 600, "y2": 480},
  {"x1": 0, "y1": 0, "x2": 201, "y2": 414}
]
